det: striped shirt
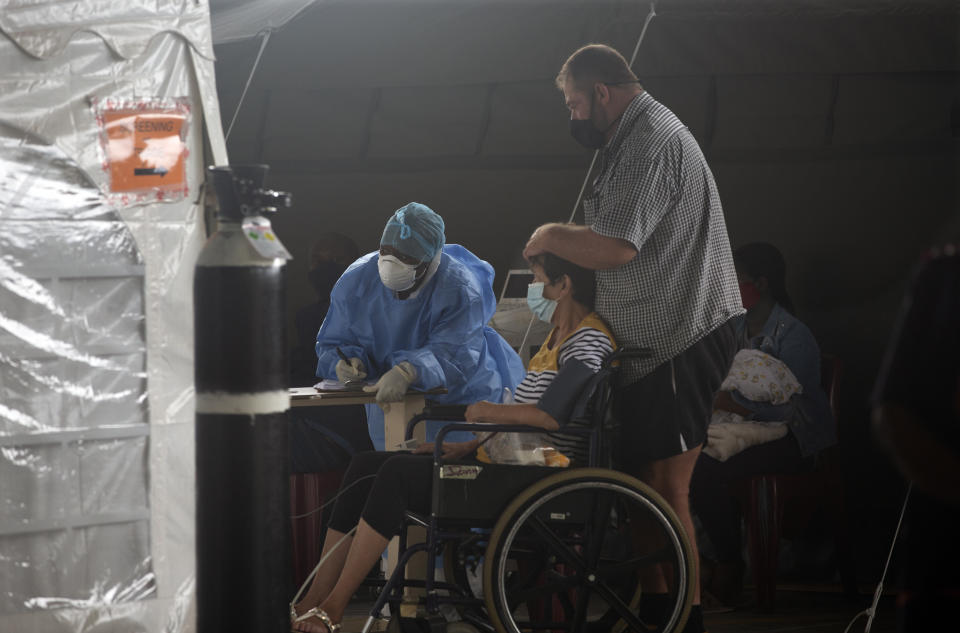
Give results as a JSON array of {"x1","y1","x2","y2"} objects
[
  {"x1": 584, "y1": 91, "x2": 743, "y2": 384},
  {"x1": 514, "y1": 313, "x2": 616, "y2": 464}
]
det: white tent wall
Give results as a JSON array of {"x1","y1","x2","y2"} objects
[
  {"x1": 0, "y1": 1, "x2": 226, "y2": 632},
  {"x1": 213, "y1": 0, "x2": 958, "y2": 579}
]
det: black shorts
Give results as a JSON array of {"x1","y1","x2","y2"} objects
[{"x1": 614, "y1": 319, "x2": 738, "y2": 470}]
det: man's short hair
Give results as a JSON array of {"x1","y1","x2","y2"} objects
[{"x1": 556, "y1": 43, "x2": 639, "y2": 93}]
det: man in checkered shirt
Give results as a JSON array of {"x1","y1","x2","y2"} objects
[{"x1": 524, "y1": 44, "x2": 743, "y2": 633}]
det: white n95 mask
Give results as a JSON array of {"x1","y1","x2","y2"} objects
[{"x1": 378, "y1": 254, "x2": 419, "y2": 291}]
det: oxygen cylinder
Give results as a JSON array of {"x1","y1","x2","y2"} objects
[{"x1": 194, "y1": 164, "x2": 293, "y2": 633}]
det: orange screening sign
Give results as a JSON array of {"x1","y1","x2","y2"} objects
[{"x1": 96, "y1": 99, "x2": 190, "y2": 200}]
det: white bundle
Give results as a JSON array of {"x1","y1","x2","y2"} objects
[{"x1": 704, "y1": 349, "x2": 801, "y2": 461}]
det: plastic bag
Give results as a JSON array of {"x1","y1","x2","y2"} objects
[
  {"x1": 480, "y1": 430, "x2": 544, "y2": 465},
  {"x1": 474, "y1": 388, "x2": 570, "y2": 467},
  {"x1": 479, "y1": 432, "x2": 569, "y2": 467}
]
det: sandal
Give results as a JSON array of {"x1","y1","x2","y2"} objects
[{"x1": 290, "y1": 605, "x2": 341, "y2": 633}]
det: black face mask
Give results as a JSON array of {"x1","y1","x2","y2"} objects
[
  {"x1": 569, "y1": 90, "x2": 606, "y2": 149},
  {"x1": 569, "y1": 118, "x2": 606, "y2": 149},
  {"x1": 307, "y1": 259, "x2": 343, "y2": 300}
]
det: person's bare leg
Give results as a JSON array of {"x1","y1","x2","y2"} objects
[
  {"x1": 293, "y1": 528, "x2": 353, "y2": 617},
  {"x1": 640, "y1": 445, "x2": 703, "y2": 606},
  {"x1": 633, "y1": 501, "x2": 669, "y2": 593},
  {"x1": 294, "y1": 519, "x2": 390, "y2": 632}
]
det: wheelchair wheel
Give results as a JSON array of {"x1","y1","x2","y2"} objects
[{"x1": 482, "y1": 468, "x2": 694, "y2": 633}]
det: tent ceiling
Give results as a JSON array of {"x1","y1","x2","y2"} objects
[
  {"x1": 207, "y1": 0, "x2": 959, "y2": 45},
  {"x1": 209, "y1": 0, "x2": 957, "y2": 336},
  {"x1": 1, "y1": 0, "x2": 213, "y2": 59},
  {"x1": 214, "y1": 0, "x2": 958, "y2": 175}
]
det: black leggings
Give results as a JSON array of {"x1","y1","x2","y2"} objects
[{"x1": 326, "y1": 451, "x2": 433, "y2": 540}]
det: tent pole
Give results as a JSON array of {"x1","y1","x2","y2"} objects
[{"x1": 225, "y1": 28, "x2": 272, "y2": 142}]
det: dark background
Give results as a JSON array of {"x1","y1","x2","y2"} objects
[{"x1": 211, "y1": 0, "x2": 960, "y2": 587}]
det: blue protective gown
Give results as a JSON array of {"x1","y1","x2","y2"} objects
[{"x1": 316, "y1": 244, "x2": 525, "y2": 449}]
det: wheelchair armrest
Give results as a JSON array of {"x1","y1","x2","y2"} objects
[
  {"x1": 422, "y1": 403, "x2": 470, "y2": 419},
  {"x1": 404, "y1": 404, "x2": 470, "y2": 440},
  {"x1": 434, "y1": 422, "x2": 545, "y2": 442},
  {"x1": 432, "y1": 423, "x2": 593, "y2": 462},
  {"x1": 433, "y1": 422, "x2": 547, "y2": 461}
]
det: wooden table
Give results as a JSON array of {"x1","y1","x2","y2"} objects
[{"x1": 290, "y1": 387, "x2": 436, "y2": 449}]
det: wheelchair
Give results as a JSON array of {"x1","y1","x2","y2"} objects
[{"x1": 361, "y1": 347, "x2": 695, "y2": 633}]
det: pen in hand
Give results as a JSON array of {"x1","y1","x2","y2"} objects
[{"x1": 335, "y1": 346, "x2": 365, "y2": 390}]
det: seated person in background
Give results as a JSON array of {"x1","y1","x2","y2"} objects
[
  {"x1": 871, "y1": 244, "x2": 959, "y2": 632},
  {"x1": 289, "y1": 232, "x2": 372, "y2": 474},
  {"x1": 690, "y1": 242, "x2": 835, "y2": 605},
  {"x1": 291, "y1": 232, "x2": 361, "y2": 387},
  {"x1": 291, "y1": 253, "x2": 616, "y2": 633},
  {"x1": 315, "y1": 202, "x2": 525, "y2": 450}
]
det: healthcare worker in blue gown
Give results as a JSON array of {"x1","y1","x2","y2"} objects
[{"x1": 315, "y1": 202, "x2": 525, "y2": 450}]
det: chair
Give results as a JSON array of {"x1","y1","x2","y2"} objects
[
  {"x1": 744, "y1": 354, "x2": 857, "y2": 609},
  {"x1": 358, "y1": 347, "x2": 698, "y2": 633}
]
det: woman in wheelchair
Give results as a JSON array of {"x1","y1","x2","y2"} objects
[{"x1": 291, "y1": 252, "x2": 616, "y2": 632}]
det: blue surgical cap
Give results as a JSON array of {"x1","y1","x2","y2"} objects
[{"x1": 380, "y1": 202, "x2": 446, "y2": 262}]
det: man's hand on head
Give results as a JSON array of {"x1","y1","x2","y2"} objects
[{"x1": 523, "y1": 223, "x2": 562, "y2": 260}]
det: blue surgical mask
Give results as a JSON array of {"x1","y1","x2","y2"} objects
[{"x1": 526, "y1": 282, "x2": 557, "y2": 323}]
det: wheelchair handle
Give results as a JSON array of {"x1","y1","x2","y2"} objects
[{"x1": 606, "y1": 345, "x2": 653, "y2": 366}]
